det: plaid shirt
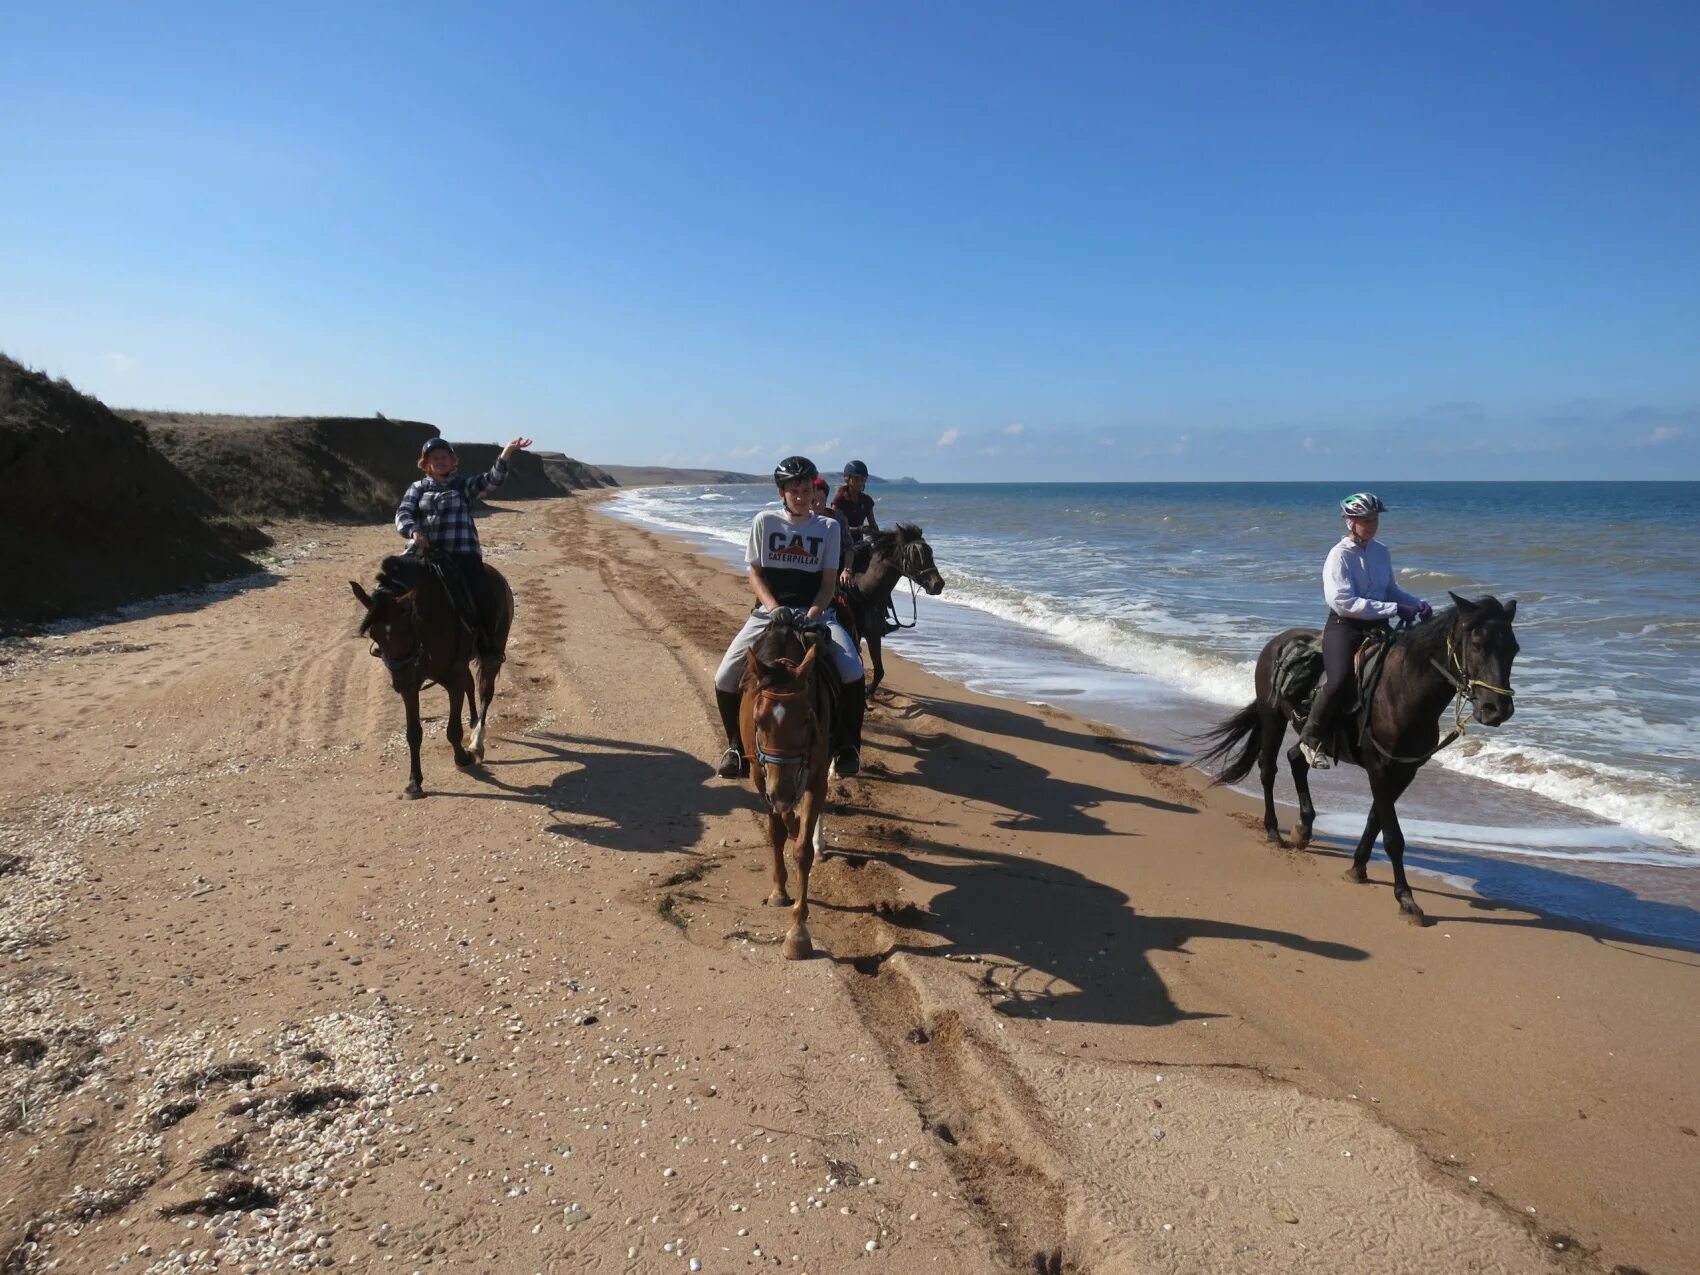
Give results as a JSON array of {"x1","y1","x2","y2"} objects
[{"x1": 395, "y1": 457, "x2": 509, "y2": 556}]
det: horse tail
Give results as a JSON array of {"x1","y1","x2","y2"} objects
[{"x1": 1193, "y1": 702, "x2": 1263, "y2": 785}]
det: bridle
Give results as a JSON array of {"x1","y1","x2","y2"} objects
[
  {"x1": 751, "y1": 683, "x2": 819, "y2": 768},
  {"x1": 366, "y1": 598, "x2": 426, "y2": 677}
]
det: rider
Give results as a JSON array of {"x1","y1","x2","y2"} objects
[
  {"x1": 831, "y1": 460, "x2": 880, "y2": 548},
  {"x1": 812, "y1": 478, "x2": 854, "y2": 584},
  {"x1": 1296, "y1": 492, "x2": 1432, "y2": 769},
  {"x1": 713, "y1": 456, "x2": 867, "y2": 780},
  {"x1": 395, "y1": 435, "x2": 532, "y2": 656}
]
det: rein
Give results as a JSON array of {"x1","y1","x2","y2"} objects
[{"x1": 1362, "y1": 626, "x2": 1513, "y2": 765}]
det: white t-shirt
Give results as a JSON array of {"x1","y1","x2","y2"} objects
[{"x1": 746, "y1": 509, "x2": 843, "y2": 608}]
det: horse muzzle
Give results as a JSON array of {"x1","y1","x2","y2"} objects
[{"x1": 1474, "y1": 694, "x2": 1514, "y2": 726}]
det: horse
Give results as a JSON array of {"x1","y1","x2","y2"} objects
[
  {"x1": 739, "y1": 615, "x2": 839, "y2": 960},
  {"x1": 841, "y1": 523, "x2": 946, "y2": 694},
  {"x1": 1196, "y1": 592, "x2": 1519, "y2": 924},
  {"x1": 349, "y1": 554, "x2": 514, "y2": 798}
]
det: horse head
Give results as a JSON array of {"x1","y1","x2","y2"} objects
[
  {"x1": 889, "y1": 524, "x2": 945, "y2": 596},
  {"x1": 1447, "y1": 591, "x2": 1519, "y2": 726},
  {"x1": 351, "y1": 563, "x2": 432, "y2": 685},
  {"x1": 743, "y1": 617, "x2": 826, "y2": 813}
]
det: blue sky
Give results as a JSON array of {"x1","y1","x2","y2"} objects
[{"x1": 3, "y1": 1, "x2": 1697, "y2": 480}]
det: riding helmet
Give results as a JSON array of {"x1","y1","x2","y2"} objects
[
  {"x1": 843, "y1": 459, "x2": 870, "y2": 478},
  {"x1": 1339, "y1": 491, "x2": 1386, "y2": 518},
  {"x1": 773, "y1": 455, "x2": 818, "y2": 487},
  {"x1": 421, "y1": 437, "x2": 456, "y2": 458}
]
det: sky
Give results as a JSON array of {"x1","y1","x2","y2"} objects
[{"x1": 3, "y1": 1, "x2": 1698, "y2": 481}]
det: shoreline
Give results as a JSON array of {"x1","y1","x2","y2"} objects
[
  {"x1": 604, "y1": 486, "x2": 1700, "y2": 953},
  {"x1": 0, "y1": 492, "x2": 1693, "y2": 1274}
]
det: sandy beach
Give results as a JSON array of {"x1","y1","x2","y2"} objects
[{"x1": 3, "y1": 492, "x2": 1695, "y2": 1275}]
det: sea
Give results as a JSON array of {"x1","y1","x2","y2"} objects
[{"x1": 608, "y1": 481, "x2": 1700, "y2": 949}]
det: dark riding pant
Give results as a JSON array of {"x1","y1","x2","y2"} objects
[
  {"x1": 1299, "y1": 613, "x2": 1387, "y2": 749},
  {"x1": 447, "y1": 553, "x2": 500, "y2": 652}
]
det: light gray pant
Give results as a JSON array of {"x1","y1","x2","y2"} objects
[{"x1": 714, "y1": 607, "x2": 864, "y2": 693}]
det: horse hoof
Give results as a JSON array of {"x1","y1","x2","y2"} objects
[
  {"x1": 1401, "y1": 908, "x2": 1429, "y2": 927},
  {"x1": 403, "y1": 787, "x2": 425, "y2": 801},
  {"x1": 766, "y1": 891, "x2": 791, "y2": 908},
  {"x1": 1291, "y1": 831, "x2": 1312, "y2": 851},
  {"x1": 782, "y1": 931, "x2": 814, "y2": 961},
  {"x1": 1343, "y1": 867, "x2": 1367, "y2": 883}
]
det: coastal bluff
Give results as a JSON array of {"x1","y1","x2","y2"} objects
[{"x1": 0, "y1": 354, "x2": 613, "y2": 629}]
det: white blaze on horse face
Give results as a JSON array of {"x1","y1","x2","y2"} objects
[{"x1": 769, "y1": 703, "x2": 787, "y2": 730}]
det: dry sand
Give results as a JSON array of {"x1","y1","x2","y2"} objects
[{"x1": 2, "y1": 494, "x2": 1694, "y2": 1274}]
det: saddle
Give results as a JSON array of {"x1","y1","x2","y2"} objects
[
  {"x1": 410, "y1": 548, "x2": 480, "y2": 641},
  {"x1": 1279, "y1": 628, "x2": 1396, "y2": 746}
]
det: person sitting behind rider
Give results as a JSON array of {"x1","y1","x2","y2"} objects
[
  {"x1": 812, "y1": 478, "x2": 854, "y2": 584},
  {"x1": 831, "y1": 460, "x2": 880, "y2": 545},
  {"x1": 395, "y1": 435, "x2": 532, "y2": 656},
  {"x1": 1296, "y1": 492, "x2": 1432, "y2": 769},
  {"x1": 713, "y1": 456, "x2": 867, "y2": 780}
]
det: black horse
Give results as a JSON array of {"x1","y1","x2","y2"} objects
[
  {"x1": 350, "y1": 554, "x2": 514, "y2": 798},
  {"x1": 841, "y1": 523, "x2": 945, "y2": 694},
  {"x1": 1196, "y1": 592, "x2": 1519, "y2": 924}
]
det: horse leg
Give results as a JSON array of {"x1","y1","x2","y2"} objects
[
  {"x1": 1349, "y1": 764, "x2": 1416, "y2": 882},
  {"x1": 448, "y1": 671, "x2": 475, "y2": 769},
  {"x1": 402, "y1": 688, "x2": 425, "y2": 798},
  {"x1": 470, "y1": 655, "x2": 498, "y2": 763},
  {"x1": 1347, "y1": 810, "x2": 1380, "y2": 883},
  {"x1": 866, "y1": 634, "x2": 884, "y2": 696},
  {"x1": 1256, "y1": 707, "x2": 1286, "y2": 846},
  {"x1": 1284, "y1": 737, "x2": 1318, "y2": 850},
  {"x1": 1369, "y1": 768, "x2": 1426, "y2": 924},
  {"x1": 784, "y1": 798, "x2": 819, "y2": 960},
  {"x1": 765, "y1": 810, "x2": 791, "y2": 908}
]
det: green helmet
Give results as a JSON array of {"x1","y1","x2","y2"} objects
[{"x1": 1339, "y1": 491, "x2": 1385, "y2": 518}]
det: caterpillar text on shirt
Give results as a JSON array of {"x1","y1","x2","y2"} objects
[{"x1": 746, "y1": 509, "x2": 843, "y2": 608}]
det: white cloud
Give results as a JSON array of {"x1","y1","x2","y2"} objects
[
  {"x1": 729, "y1": 443, "x2": 766, "y2": 458},
  {"x1": 1003, "y1": 422, "x2": 1024, "y2": 436},
  {"x1": 1644, "y1": 425, "x2": 1683, "y2": 445},
  {"x1": 937, "y1": 428, "x2": 960, "y2": 447},
  {"x1": 1302, "y1": 436, "x2": 1316, "y2": 452},
  {"x1": 807, "y1": 437, "x2": 842, "y2": 457},
  {"x1": 104, "y1": 353, "x2": 138, "y2": 373}
]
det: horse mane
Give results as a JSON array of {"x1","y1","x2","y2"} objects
[
  {"x1": 375, "y1": 554, "x2": 438, "y2": 597},
  {"x1": 1391, "y1": 594, "x2": 1511, "y2": 661},
  {"x1": 358, "y1": 555, "x2": 441, "y2": 635}
]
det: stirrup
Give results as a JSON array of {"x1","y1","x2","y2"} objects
[
  {"x1": 834, "y1": 747, "x2": 862, "y2": 778},
  {"x1": 1298, "y1": 739, "x2": 1332, "y2": 770},
  {"x1": 716, "y1": 747, "x2": 747, "y2": 779}
]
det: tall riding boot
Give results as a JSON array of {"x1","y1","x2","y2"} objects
[
  {"x1": 836, "y1": 678, "x2": 866, "y2": 777},
  {"x1": 715, "y1": 689, "x2": 747, "y2": 778},
  {"x1": 1297, "y1": 679, "x2": 1338, "y2": 769}
]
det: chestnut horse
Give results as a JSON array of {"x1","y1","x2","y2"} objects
[
  {"x1": 740, "y1": 615, "x2": 838, "y2": 959},
  {"x1": 350, "y1": 554, "x2": 513, "y2": 797},
  {"x1": 1196, "y1": 592, "x2": 1519, "y2": 924}
]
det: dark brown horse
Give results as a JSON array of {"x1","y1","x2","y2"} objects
[
  {"x1": 1196, "y1": 592, "x2": 1519, "y2": 923},
  {"x1": 740, "y1": 616, "x2": 838, "y2": 959},
  {"x1": 842, "y1": 523, "x2": 945, "y2": 693},
  {"x1": 350, "y1": 554, "x2": 513, "y2": 798}
]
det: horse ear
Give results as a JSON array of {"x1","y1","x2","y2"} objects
[
  {"x1": 744, "y1": 648, "x2": 764, "y2": 680},
  {"x1": 1448, "y1": 591, "x2": 1477, "y2": 615},
  {"x1": 350, "y1": 581, "x2": 372, "y2": 608},
  {"x1": 1504, "y1": 598, "x2": 1517, "y2": 622},
  {"x1": 795, "y1": 643, "x2": 820, "y2": 678}
]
